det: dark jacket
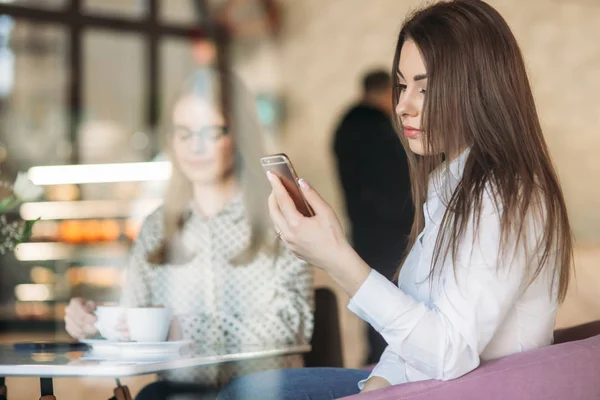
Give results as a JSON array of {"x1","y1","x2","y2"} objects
[{"x1": 333, "y1": 104, "x2": 414, "y2": 279}]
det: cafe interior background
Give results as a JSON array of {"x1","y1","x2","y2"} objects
[{"x1": 0, "y1": 0, "x2": 598, "y2": 397}]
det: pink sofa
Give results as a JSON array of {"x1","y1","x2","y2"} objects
[{"x1": 342, "y1": 321, "x2": 600, "y2": 400}]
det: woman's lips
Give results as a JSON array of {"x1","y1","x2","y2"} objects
[
  {"x1": 403, "y1": 127, "x2": 421, "y2": 139},
  {"x1": 184, "y1": 159, "x2": 214, "y2": 168}
]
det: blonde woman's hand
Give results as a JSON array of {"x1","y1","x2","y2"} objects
[
  {"x1": 64, "y1": 298, "x2": 98, "y2": 339},
  {"x1": 168, "y1": 317, "x2": 182, "y2": 341},
  {"x1": 115, "y1": 313, "x2": 130, "y2": 341}
]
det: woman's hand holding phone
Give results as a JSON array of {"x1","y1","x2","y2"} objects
[
  {"x1": 260, "y1": 154, "x2": 314, "y2": 218},
  {"x1": 265, "y1": 171, "x2": 371, "y2": 297}
]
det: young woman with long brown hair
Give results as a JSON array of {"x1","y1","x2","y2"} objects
[
  {"x1": 64, "y1": 68, "x2": 313, "y2": 399},
  {"x1": 218, "y1": 1, "x2": 573, "y2": 399}
]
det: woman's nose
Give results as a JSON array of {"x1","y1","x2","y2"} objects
[
  {"x1": 191, "y1": 134, "x2": 207, "y2": 154},
  {"x1": 395, "y1": 98, "x2": 405, "y2": 117},
  {"x1": 395, "y1": 90, "x2": 417, "y2": 119}
]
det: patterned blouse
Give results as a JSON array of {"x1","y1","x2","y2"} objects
[{"x1": 120, "y1": 194, "x2": 314, "y2": 387}]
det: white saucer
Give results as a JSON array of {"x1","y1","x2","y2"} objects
[{"x1": 80, "y1": 339, "x2": 193, "y2": 357}]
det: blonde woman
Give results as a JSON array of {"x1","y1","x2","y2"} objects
[{"x1": 65, "y1": 68, "x2": 314, "y2": 399}]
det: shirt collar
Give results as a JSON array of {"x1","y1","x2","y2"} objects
[
  {"x1": 427, "y1": 147, "x2": 471, "y2": 202},
  {"x1": 448, "y1": 147, "x2": 470, "y2": 180},
  {"x1": 185, "y1": 192, "x2": 245, "y2": 223}
]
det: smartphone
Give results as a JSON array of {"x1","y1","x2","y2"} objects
[{"x1": 260, "y1": 153, "x2": 315, "y2": 217}]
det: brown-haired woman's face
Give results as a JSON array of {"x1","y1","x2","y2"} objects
[
  {"x1": 171, "y1": 95, "x2": 235, "y2": 184},
  {"x1": 396, "y1": 39, "x2": 428, "y2": 155}
]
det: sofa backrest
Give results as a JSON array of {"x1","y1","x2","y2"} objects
[{"x1": 344, "y1": 333, "x2": 600, "y2": 400}]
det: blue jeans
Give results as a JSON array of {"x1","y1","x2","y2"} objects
[{"x1": 217, "y1": 368, "x2": 371, "y2": 400}]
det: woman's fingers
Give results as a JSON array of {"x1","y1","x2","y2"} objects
[
  {"x1": 66, "y1": 298, "x2": 97, "y2": 324},
  {"x1": 266, "y1": 172, "x2": 303, "y2": 226},
  {"x1": 65, "y1": 298, "x2": 85, "y2": 320},
  {"x1": 65, "y1": 317, "x2": 82, "y2": 338},
  {"x1": 65, "y1": 298, "x2": 99, "y2": 339},
  {"x1": 65, "y1": 314, "x2": 87, "y2": 339},
  {"x1": 168, "y1": 317, "x2": 182, "y2": 341},
  {"x1": 268, "y1": 192, "x2": 290, "y2": 239},
  {"x1": 65, "y1": 303, "x2": 85, "y2": 336},
  {"x1": 297, "y1": 178, "x2": 333, "y2": 217},
  {"x1": 114, "y1": 311, "x2": 130, "y2": 340}
]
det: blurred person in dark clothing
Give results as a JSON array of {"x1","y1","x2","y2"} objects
[{"x1": 333, "y1": 69, "x2": 414, "y2": 365}]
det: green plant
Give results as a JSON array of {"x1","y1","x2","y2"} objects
[{"x1": 0, "y1": 172, "x2": 43, "y2": 254}]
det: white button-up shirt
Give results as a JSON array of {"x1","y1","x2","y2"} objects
[{"x1": 349, "y1": 149, "x2": 558, "y2": 388}]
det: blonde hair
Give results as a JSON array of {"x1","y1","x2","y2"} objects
[{"x1": 147, "y1": 67, "x2": 276, "y2": 265}]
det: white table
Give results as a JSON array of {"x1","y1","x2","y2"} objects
[{"x1": 0, "y1": 343, "x2": 311, "y2": 399}]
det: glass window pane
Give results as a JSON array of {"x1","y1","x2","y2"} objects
[
  {"x1": 1, "y1": 29, "x2": 151, "y2": 332},
  {"x1": 0, "y1": 19, "x2": 69, "y2": 330},
  {"x1": 0, "y1": 19, "x2": 69, "y2": 171},
  {"x1": 160, "y1": 38, "x2": 198, "y2": 124},
  {"x1": 82, "y1": 29, "x2": 145, "y2": 167},
  {"x1": 83, "y1": 0, "x2": 146, "y2": 19},
  {"x1": 160, "y1": 0, "x2": 197, "y2": 26}
]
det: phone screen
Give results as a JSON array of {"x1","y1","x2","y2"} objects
[{"x1": 261, "y1": 154, "x2": 314, "y2": 217}]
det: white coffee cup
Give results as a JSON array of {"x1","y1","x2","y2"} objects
[
  {"x1": 94, "y1": 305, "x2": 125, "y2": 341},
  {"x1": 127, "y1": 307, "x2": 172, "y2": 342}
]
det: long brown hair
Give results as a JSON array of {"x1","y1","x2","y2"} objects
[
  {"x1": 392, "y1": 0, "x2": 573, "y2": 301},
  {"x1": 148, "y1": 67, "x2": 276, "y2": 265}
]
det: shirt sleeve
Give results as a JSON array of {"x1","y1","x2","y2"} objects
[
  {"x1": 357, "y1": 346, "x2": 408, "y2": 389},
  {"x1": 348, "y1": 194, "x2": 552, "y2": 382},
  {"x1": 119, "y1": 217, "x2": 155, "y2": 308}
]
